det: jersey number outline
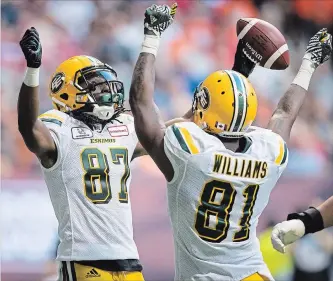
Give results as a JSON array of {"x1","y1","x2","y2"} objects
[
  {"x1": 80, "y1": 147, "x2": 129, "y2": 204},
  {"x1": 194, "y1": 180, "x2": 259, "y2": 243}
]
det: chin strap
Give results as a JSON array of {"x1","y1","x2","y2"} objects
[
  {"x1": 200, "y1": 122, "x2": 248, "y2": 139},
  {"x1": 219, "y1": 131, "x2": 247, "y2": 139},
  {"x1": 91, "y1": 106, "x2": 115, "y2": 121}
]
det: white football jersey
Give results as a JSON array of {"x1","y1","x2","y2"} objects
[
  {"x1": 38, "y1": 109, "x2": 139, "y2": 261},
  {"x1": 164, "y1": 122, "x2": 288, "y2": 281}
]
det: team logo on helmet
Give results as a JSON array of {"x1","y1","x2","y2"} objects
[
  {"x1": 50, "y1": 73, "x2": 65, "y2": 93},
  {"x1": 197, "y1": 86, "x2": 210, "y2": 110}
]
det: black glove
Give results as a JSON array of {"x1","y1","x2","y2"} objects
[
  {"x1": 232, "y1": 39, "x2": 256, "y2": 78},
  {"x1": 19, "y1": 27, "x2": 42, "y2": 68},
  {"x1": 144, "y1": 3, "x2": 177, "y2": 37}
]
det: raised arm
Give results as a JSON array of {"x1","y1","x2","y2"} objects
[
  {"x1": 18, "y1": 27, "x2": 57, "y2": 168},
  {"x1": 129, "y1": 4, "x2": 177, "y2": 180},
  {"x1": 130, "y1": 54, "x2": 167, "y2": 162},
  {"x1": 132, "y1": 37, "x2": 257, "y2": 161},
  {"x1": 267, "y1": 29, "x2": 332, "y2": 142}
]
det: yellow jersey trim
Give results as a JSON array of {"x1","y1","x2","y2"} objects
[
  {"x1": 178, "y1": 127, "x2": 199, "y2": 155},
  {"x1": 38, "y1": 113, "x2": 64, "y2": 122},
  {"x1": 275, "y1": 139, "x2": 288, "y2": 165}
]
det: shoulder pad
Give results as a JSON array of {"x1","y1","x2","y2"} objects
[
  {"x1": 38, "y1": 109, "x2": 67, "y2": 127},
  {"x1": 165, "y1": 122, "x2": 205, "y2": 155}
]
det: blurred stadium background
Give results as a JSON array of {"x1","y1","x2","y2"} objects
[{"x1": 1, "y1": 0, "x2": 333, "y2": 280}]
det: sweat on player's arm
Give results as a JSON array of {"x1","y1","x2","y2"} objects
[
  {"x1": 267, "y1": 28, "x2": 332, "y2": 142},
  {"x1": 271, "y1": 196, "x2": 333, "y2": 254}
]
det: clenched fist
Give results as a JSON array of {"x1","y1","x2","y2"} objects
[
  {"x1": 20, "y1": 27, "x2": 42, "y2": 68},
  {"x1": 304, "y1": 28, "x2": 332, "y2": 68},
  {"x1": 271, "y1": 219, "x2": 305, "y2": 253},
  {"x1": 144, "y1": 3, "x2": 177, "y2": 37}
]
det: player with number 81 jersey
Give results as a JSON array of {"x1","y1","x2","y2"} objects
[
  {"x1": 164, "y1": 71, "x2": 288, "y2": 281},
  {"x1": 165, "y1": 123, "x2": 287, "y2": 281}
]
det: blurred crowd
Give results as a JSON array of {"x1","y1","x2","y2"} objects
[{"x1": 1, "y1": 0, "x2": 333, "y2": 179}]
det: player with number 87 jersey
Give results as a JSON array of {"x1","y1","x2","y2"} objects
[{"x1": 18, "y1": 26, "x2": 146, "y2": 279}]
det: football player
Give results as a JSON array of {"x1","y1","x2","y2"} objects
[
  {"x1": 129, "y1": 3, "x2": 332, "y2": 281},
  {"x1": 271, "y1": 196, "x2": 333, "y2": 254},
  {"x1": 18, "y1": 27, "x2": 146, "y2": 281}
]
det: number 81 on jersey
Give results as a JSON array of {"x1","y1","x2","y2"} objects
[{"x1": 194, "y1": 180, "x2": 259, "y2": 243}]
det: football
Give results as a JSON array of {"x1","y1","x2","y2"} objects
[{"x1": 236, "y1": 18, "x2": 290, "y2": 70}]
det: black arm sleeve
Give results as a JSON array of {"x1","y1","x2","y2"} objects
[{"x1": 287, "y1": 207, "x2": 324, "y2": 234}]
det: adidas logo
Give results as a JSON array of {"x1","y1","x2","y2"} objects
[{"x1": 85, "y1": 268, "x2": 101, "y2": 278}]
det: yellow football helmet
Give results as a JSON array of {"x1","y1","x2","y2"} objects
[
  {"x1": 49, "y1": 55, "x2": 125, "y2": 120},
  {"x1": 192, "y1": 70, "x2": 257, "y2": 137}
]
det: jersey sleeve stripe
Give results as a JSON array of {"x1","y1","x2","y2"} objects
[
  {"x1": 39, "y1": 113, "x2": 64, "y2": 122},
  {"x1": 275, "y1": 139, "x2": 287, "y2": 165},
  {"x1": 171, "y1": 125, "x2": 199, "y2": 154},
  {"x1": 40, "y1": 118, "x2": 63, "y2": 126},
  {"x1": 280, "y1": 142, "x2": 288, "y2": 165},
  {"x1": 172, "y1": 125, "x2": 190, "y2": 153},
  {"x1": 179, "y1": 127, "x2": 199, "y2": 154}
]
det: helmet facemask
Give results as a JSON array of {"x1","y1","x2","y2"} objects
[
  {"x1": 74, "y1": 65, "x2": 125, "y2": 121},
  {"x1": 192, "y1": 82, "x2": 209, "y2": 131}
]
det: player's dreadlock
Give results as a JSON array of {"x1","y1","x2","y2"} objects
[{"x1": 68, "y1": 105, "x2": 129, "y2": 130}]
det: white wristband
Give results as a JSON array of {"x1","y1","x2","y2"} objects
[
  {"x1": 141, "y1": 35, "x2": 160, "y2": 57},
  {"x1": 292, "y1": 59, "x2": 315, "y2": 91},
  {"x1": 23, "y1": 67, "x2": 40, "y2": 87}
]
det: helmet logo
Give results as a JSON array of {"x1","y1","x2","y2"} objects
[
  {"x1": 197, "y1": 87, "x2": 210, "y2": 110},
  {"x1": 50, "y1": 73, "x2": 65, "y2": 93}
]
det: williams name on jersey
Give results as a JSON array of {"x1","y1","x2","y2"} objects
[{"x1": 212, "y1": 153, "x2": 268, "y2": 179}]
